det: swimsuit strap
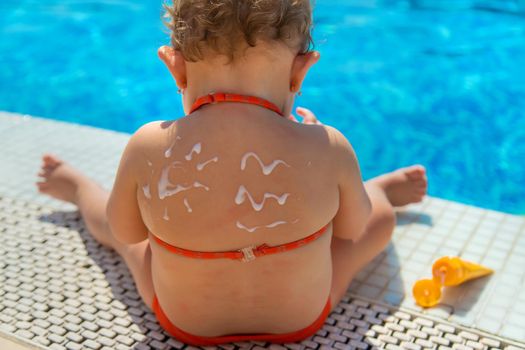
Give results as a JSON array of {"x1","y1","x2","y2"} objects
[
  {"x1": 150, "y1": 224, "x2": 329, "y2": 263},
  {"x1": 189, "y1": 92, "x2": 284, "y2": 117}
]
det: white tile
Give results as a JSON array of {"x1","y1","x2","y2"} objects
[
  {"x1": 481, "y1": 256, "x2": 506, "y2": 270},
  {"x1": 356, "y1": 284, "x2": 382, "y2": 300},
  {"x1": 504, "y1": 215, "x2": 525, "y2": 226},
  {"x1": 475, "y1": 227, "x2": 496, "y2": 239},
  {"x1": 462, "y1": 244, "x2": 487, "y2": 256},
  {"x1": 365, "y1": 274, "x2": 390, "y2": 289},
  {"x1": 400, "y1": 296, "x2": 423, "y2": 313},
  {"x1": 444, "y1": 239, "x2": 466, "y2": 251},
  {"x1": 354, "y1": 269, "x2": 370, "y2": 282},
  {"x1": 459, "y1": 252, "x2": 484, "y2": 264},
  {"x1": 478, "y1": 220, "x2": 500, "y2": 230},
  {"x1": 500, "y1": 223, "x2": 521, "y2": 235},
  {"x1": 479, "y1": 305, "x2": 507, "y2": 321},
  {"x1": 475, "y1": 318, "x2": 501, "y2": 334},
  {"x1": 485, "y1": 292, "x2": 515, "y2": 309},
  {"x1": 386, "y1": 277, "x2": 405, "y2": 295},
  {"x1": 398, "y1": 270, "x2": 420, "y2": 285},
  {"x1": 485, "y1": 247, "x2": 508, "y2": 260},
  {"x1": 490, "y1": 283, "x2": 518, "y2": 298},
  {"x1": 497, "y1": 271, "x2": 524, "y2": 285},
  {"x1": 425, "y1": 305, "x2": 453, "y2": 319},
  {"x1": 517, "y1": 288, "x2": 525, "y2": 302},
  {"x1": 505, "y1": 311, "x2": 525, "y2": 327},
  {"x1": 450, "y1": 310, "x2": 476, "y2": 327},
  {"x1": 507, "y1": 255, "x2": 525, "y2": 266},
  {"x1": 381, "y1": 291, "x2": 405, "y2": 306},
  {"x1": 410, "y1": 251, "x2": 434, "y2": 265},
  {"x1": 423, "y1": 233, "x2": 444, "y2": 245},
  {"x1": 348, "y1": 279, "x2": 361, "y2": 293},
  {"x1": 383, "y1": 253, "x2": 402, "y2": 268},
  {"x1": 401, "y1": 259, "x2": 427, "y2": 274},
  {"x1": 500, "y1": 324, "x2": 525, "y2": 342},
  {"x1": 514, "y1": 300, "x2": 525, "y2": 315},
  {"x1": 374, "y1": 264, "x2": 399, "y2": 278}
]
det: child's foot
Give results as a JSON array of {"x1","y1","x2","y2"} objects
[
  {"x1": 370, "y1": 165, "x2": 428, "y2": 207},
  {"x1": 36, "y1": 154, "x2": 90, "y2": 205},
  {"x1": 36, "y1": 154, "x2": 118, "y2": 249}
]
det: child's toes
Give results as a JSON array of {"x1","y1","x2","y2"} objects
[
  {"x1": 416, "y1": 180, "x2": 427, "y2": 189},
  {"x1": 42, "y1": 153, "x2": 56, "y2": 161},
  {"x1": 42, "y1": 154, "x2": 62, "y2": 167},
  {"x1": 36, "y1": 181, "x2": 49, "y2": 192},
  {"x1": 46, "y1": 161, "x2": 59, "y2": 170},
  {"x1": 413, "y1": 193, "x2": 425, "y2": 202},
  {"x1": 406, "y1": 165, "x2": 426, "y2": 181},
  {"x1": 40, "y1": 165, "x2": 56, "y2": 176},
  {"x1": 43, "y1": 165, "x2": 55, "y2": 173}
]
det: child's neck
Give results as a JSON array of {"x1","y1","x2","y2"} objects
[{"x1": 183, "y1": 46, "x2": 295, "y2": 116}]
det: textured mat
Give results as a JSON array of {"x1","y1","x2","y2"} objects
[{"x1": 1, "y1": 195, "x2": 524, "y2": 350}]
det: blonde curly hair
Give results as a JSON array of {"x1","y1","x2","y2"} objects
[{"x1": 163, "y1": 0, "x2": 313, "y2": 62}]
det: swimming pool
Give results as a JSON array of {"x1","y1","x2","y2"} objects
[{"x1": 0, "y1": 0, "x2": 524, "y2": 214}]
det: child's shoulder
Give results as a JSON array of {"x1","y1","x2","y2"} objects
[
  {"x1": 132, "y1": 120, "x2": 168, "y2": 139},
  {"x1": 303, "y1": 123, "x2": 356, "y2": 159},
  {"x1": 127, "y1": 120, "x2": 174, "y2": 149},
  {"x1": 321, "y1": 124, "x2": 353, "y2": 149},
  {"x1": 121, "y1": 121, "x2": 169, "y2": 164},
  {"x1": 315, "y1": 124, "x2": 360, "y2": 177}
]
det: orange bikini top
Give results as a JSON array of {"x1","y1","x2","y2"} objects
[
  {"x1": 150, "y1": 93, "x2": 328, "y2": 262},
  {"x1": 189, "y1": 92, "x2": 284, "y2": 117},
  {"x1": 151, "y1": 225, "x2": 329, "y2": 262}
]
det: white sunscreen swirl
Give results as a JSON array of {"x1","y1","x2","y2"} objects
[
  {"x1": 185, "y1": 143, "x2": 202, "y2": 161},
  {"x1": 183, "y1": 198, "x2": 192, "y2": 213},
  {"x1": 143, "y1": 159, "x2": 154, "y2": 198},
  {"x1": 235, "y1": 185, "x2": 289, "y2": 211},
  {"x1": 196, "y1": 156, "x2": 219, "y2": 171},
  {"x1": 193, "y1": 181, "x2": 210, "y2": 191},
  {"x1": 240, "y1": 152, "x2": 290, "y2": 175},
  {"x1": 163, "y1": 208, "x2": 170, "y2": 221},
  {"x1": 142, "y1": 184, "x2": 151, "y2": 199},
  {"x1": 164, "y1": 136, "x2": 182, "y2": 158},
  {"x1": 158, "y1": 163, "x2": 210, "y2": 199},
  {"x1": 236, "y1": 220, "x2": 290, "y2": 233},
  {"x1": 159, "y1": 183, "x2": 192, "y2": 199}
]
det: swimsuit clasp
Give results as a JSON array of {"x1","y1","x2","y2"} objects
[{"x1": 239, "y1": 245, "x2": 257, "y2": 262}]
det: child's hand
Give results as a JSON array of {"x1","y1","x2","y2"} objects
[{"x1": 288, "y1": 107, "x2": 322, "y2": 125}]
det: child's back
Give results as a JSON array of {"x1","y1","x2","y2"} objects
[{"x1": 136, "y1": 101, "x2": 340, "y2": 335}]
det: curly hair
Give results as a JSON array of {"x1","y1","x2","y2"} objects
[{"x1": 163, "y1": 0, "x2": 313, "y2": 62}]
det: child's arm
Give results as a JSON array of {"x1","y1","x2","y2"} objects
[
  {"x1": 328, "y1": 127, "x2": 372, "y2": 242},
  {"x1": 106, "y1": 125, "x2": 154, "y2": 244}
]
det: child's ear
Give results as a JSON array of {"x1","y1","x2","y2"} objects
[
  {"x1": 158, "y1": 46, "x2": 187, "y2": 90},
  {"x1": 290, "y1": 51, "x2": 320, "y2": 93}
]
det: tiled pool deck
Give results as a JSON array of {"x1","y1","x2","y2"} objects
[{"x1": 1, "y1": 111, "x2": 524, "y2": 350}]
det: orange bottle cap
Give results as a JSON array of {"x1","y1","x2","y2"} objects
[{"x1": 413, "y1": 279, "x2": 442, "y2": 307}]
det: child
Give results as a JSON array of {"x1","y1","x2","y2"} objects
[{"x1": 36, "y1": 0, "x2": 427, "y2": 346}]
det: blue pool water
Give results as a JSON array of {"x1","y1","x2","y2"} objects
[{"x1": 1, "y1": 0, "x2": 524, "y2": 214}]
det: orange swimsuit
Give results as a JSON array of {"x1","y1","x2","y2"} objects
[{"x1": 150, "y1": 93, "x2": 332, "y2": 346}]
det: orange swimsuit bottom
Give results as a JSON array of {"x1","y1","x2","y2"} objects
[{"x1": 150, "y1": 93, "x2": 332, "y2": 346}]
